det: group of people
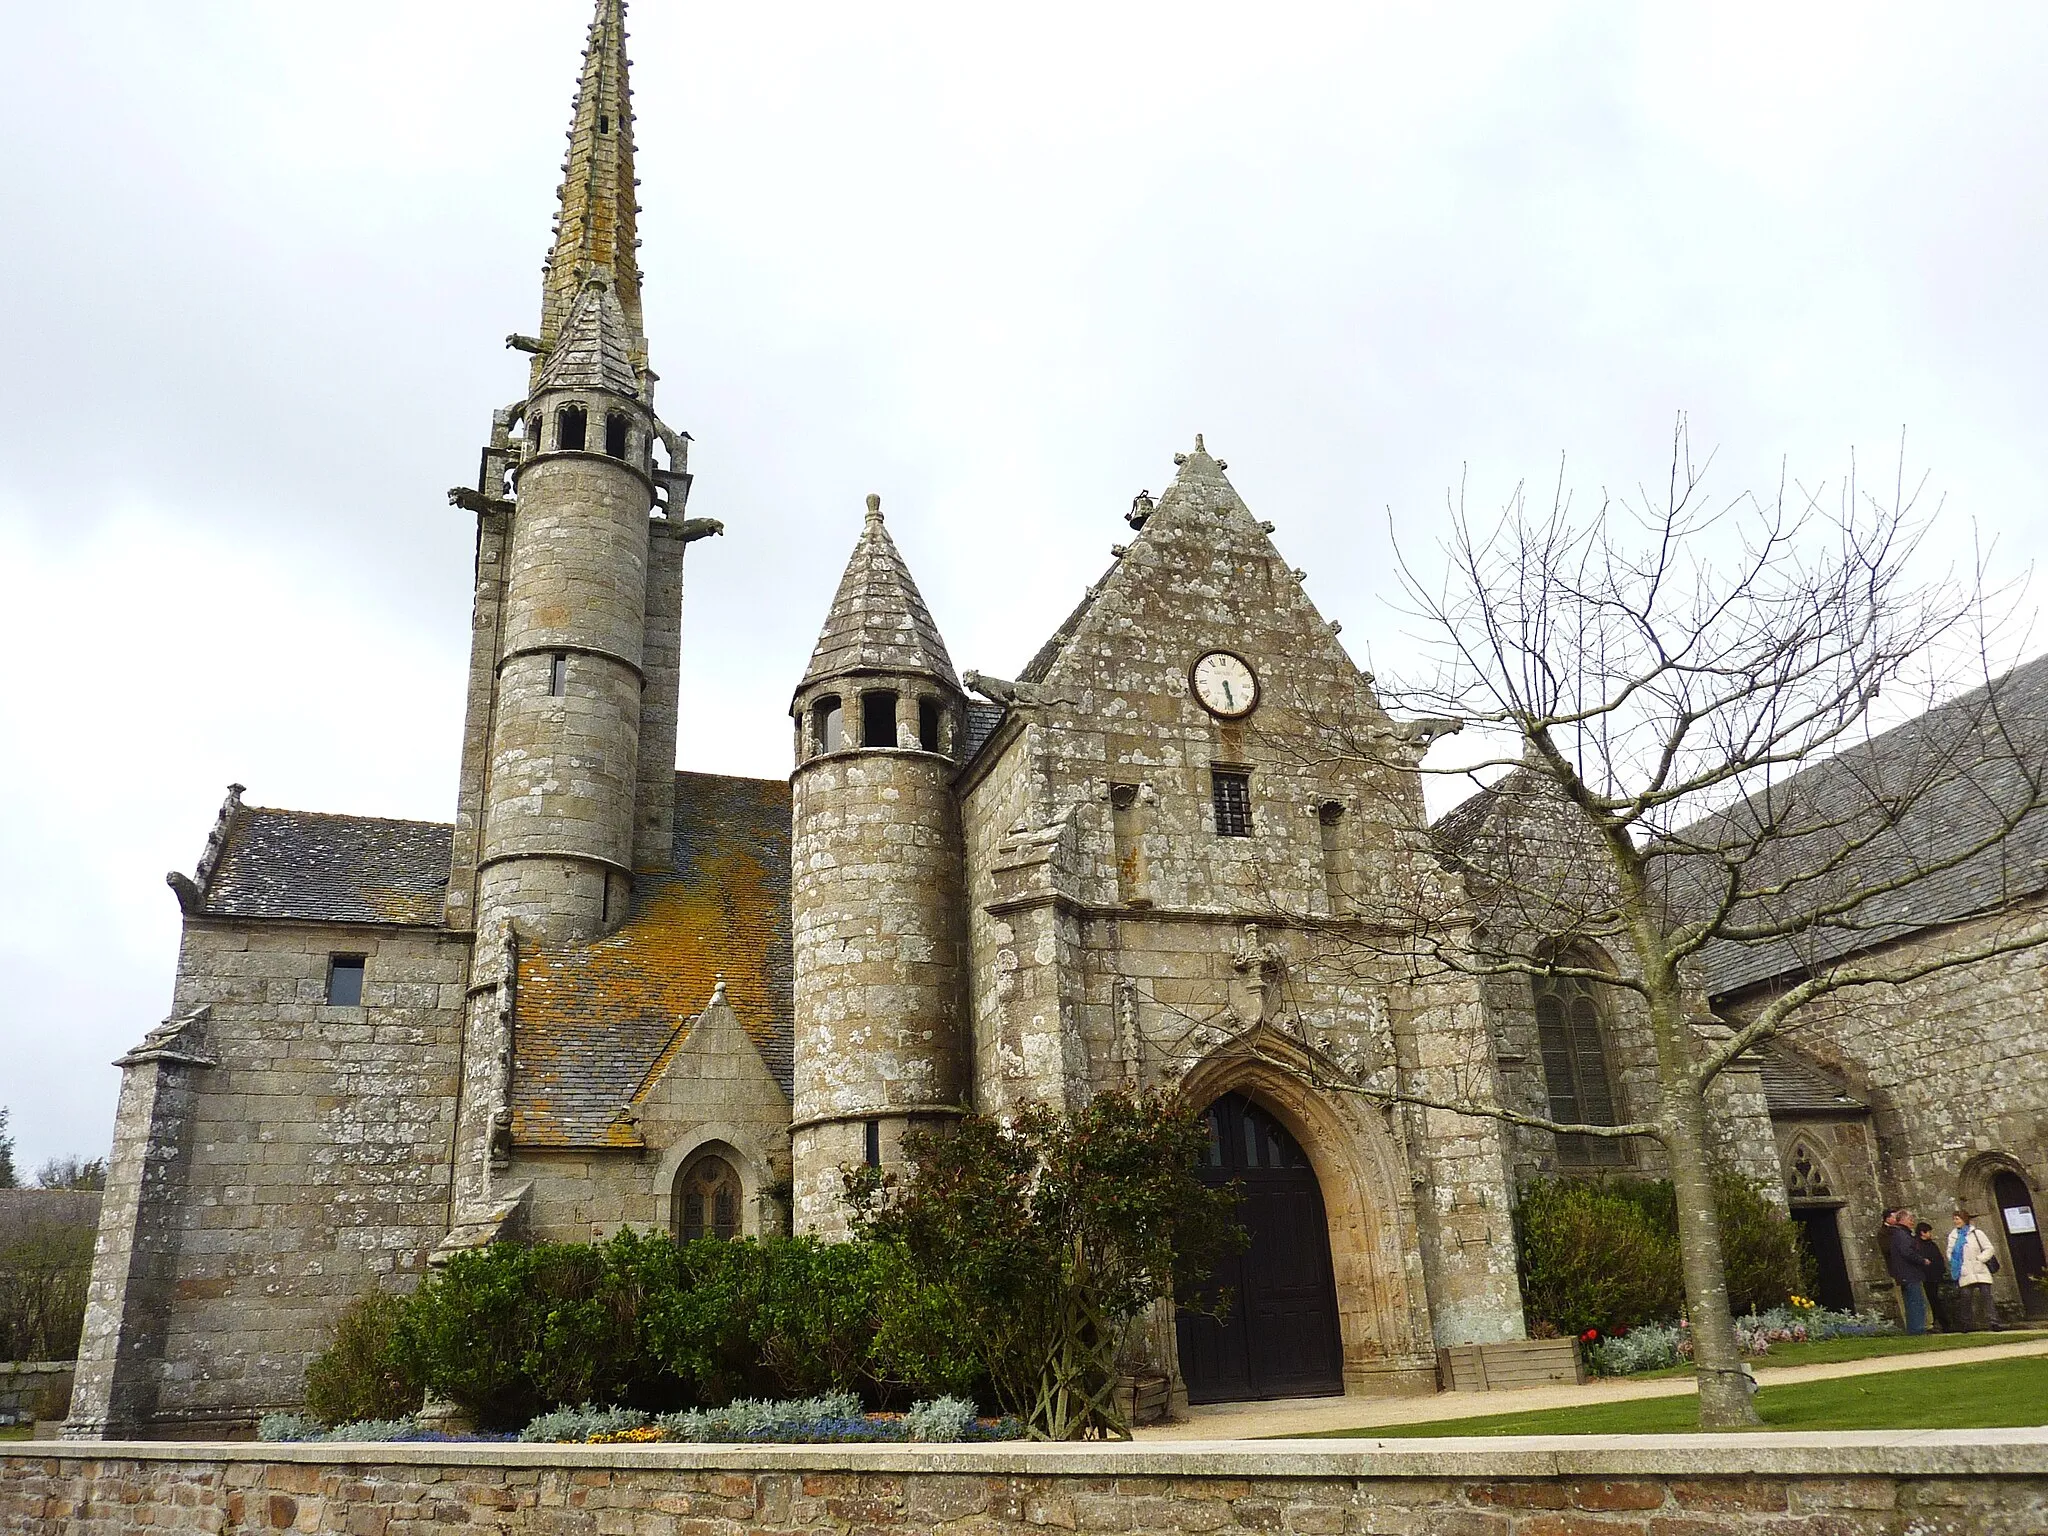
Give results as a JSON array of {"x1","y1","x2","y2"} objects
[{"x1": 1883, "y1": 1207, "x2": 2002, "y2": 1334}]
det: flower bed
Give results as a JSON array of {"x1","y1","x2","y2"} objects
[
  {"x1": 260, "y1": 1393, "x2": 1024, "y2": 1446},
  {"x1": 1583, "y1": 1300, "x2": 1894, "y2": 1376}
]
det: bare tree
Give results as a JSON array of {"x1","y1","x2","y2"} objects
[{"x1": 1259, "y1": 420, "x2": 2045, "y2": 1427}]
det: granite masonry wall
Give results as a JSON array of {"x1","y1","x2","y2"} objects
[
  {"x1": 68, "y1": 919, "x2": 465, "y2": 1437},
  {"x1": 1718, "y1": 899, "x2": 2048, "y2": 1320},
  {"x1": 6, "y1": 1438, "x2": 2047, "y2": 1536}
]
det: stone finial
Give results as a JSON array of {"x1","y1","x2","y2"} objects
[
  {"x1": 710, "y1": 973, "x2": 728, "y2": 1006},
  {"x1": 865, "y1": 493, "x2": 883, "y2": 521},
  {"x1": 1194, "y1": 433, "x2": 1206, "y2": 453}
]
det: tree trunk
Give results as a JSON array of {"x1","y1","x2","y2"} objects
[{"x1": 1661, "y1": 1062, "x2": 1759, "y2": 1428}]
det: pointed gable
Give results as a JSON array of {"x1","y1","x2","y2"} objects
[
  {"x1": 800, "y1": 496, "x2": 959, "y2": 691},
  {"x1": 1021, "y1": 437, "x2": 1365, "y2": 707}
]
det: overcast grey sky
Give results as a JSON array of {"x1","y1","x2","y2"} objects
[{"x1": 1, "y1": 2, "x2": 2043, "y2": 1176}]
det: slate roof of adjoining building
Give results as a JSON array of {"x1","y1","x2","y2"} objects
[
  {"x1": 1755, "y1": 1040, "x2": 1867, "y2": 1116},
  {"x1": 1678, "y1": 653, "x2": 2048, "y2": 998},
  {"x1": 961, "y1": 700, "x2": 1007, "y2": 764},
  {"x1": 510, "y1": 770, "x2": 793, "y2": 1148},
  {"x1": 198, "y1": 806, "x2": 452, "y2": 926}
]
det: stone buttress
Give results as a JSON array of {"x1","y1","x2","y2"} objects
[{"x1": 789, "y1": 497, "x2": 971, "y2": 1237}]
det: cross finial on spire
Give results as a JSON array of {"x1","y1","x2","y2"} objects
[{"x1": 538, "y1": 0, "x2": 642, "y2": 377}]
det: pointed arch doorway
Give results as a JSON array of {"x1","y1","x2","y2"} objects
[{"x1": 1176, "y1": 1092, "x2": 1345, "y2": 1403}]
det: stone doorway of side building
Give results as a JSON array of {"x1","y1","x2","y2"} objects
[
  {"x1": 1788, "y1": 1201, "x2": 1856, "y2": 1313},
  {"x1": 1176, "y1": 1092, "x2": 1346, "y2": 1404},
  {"x1": 1991, "y1": 1169, "x2": 2048, "y2": 1319}
]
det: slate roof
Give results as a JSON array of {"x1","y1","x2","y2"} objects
[
  {"x1": 1680, "y1": 653, "x2": 2048, "y2": 997},
  {"x1": 962, "y1": 700, "x2": 1007, "y2": 763},
  {"x1": 199, "y1": 805, "x2": 451, "y2": 926},
  {"x1": 537, "y1": 278, "x2": 642, "y2": 397},
  {"x1": 1756, "y1": 1041, "x2": 1867, "y2": 1116},
  {"x1": 510, "y1": 770, "x2": 793, "y2": 1147},
  {"x1": 800, "y1": 505, "x2": 959, "y2": 691}
]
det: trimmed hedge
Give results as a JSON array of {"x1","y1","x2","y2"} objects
[{"x1": 1514, "y1": 1170, "x2": 1812, "y2": 1338}]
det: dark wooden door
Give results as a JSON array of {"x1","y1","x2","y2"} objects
[
  {"x1": 1177, "y1": 1093, "x2": 1345, "y2": 1404},
  {"x1": 1790, "y1": 1205, "x2": 1855, "y2": 1313},
  {"x1": 1993, "y1": 1171, "x2": 2048, "y2": 1318}
]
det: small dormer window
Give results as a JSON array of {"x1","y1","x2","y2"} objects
[
  {"x1": 604, "y1": 412, "x2": 629, "y2": 458},
  {"x1": 862, "y1": 691, "x2": 898, "y2": 749},
  {"x1": 556, "y1": 404, "x2": 587, "y2": 452}
]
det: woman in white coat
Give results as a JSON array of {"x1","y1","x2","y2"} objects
[{"x1": 1947, "y1": 1209, "x2": 2000, "y2": 1332}]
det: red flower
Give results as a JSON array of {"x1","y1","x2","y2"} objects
[{"x1": 1580, "y1": 1328, "x2": 1600, "y2": 1342}]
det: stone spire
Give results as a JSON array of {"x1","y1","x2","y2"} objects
[
  {"x1": 800, "y1": 495, "x2": 960, "y2": 691},
  {"x1": 538, "y1": 0, "x2": 642, "y2": 376},
  {"x1": 536, "y1": 276, "x2": 642, "y2": 398}
]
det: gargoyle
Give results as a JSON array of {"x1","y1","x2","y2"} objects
[{"x1": 963, "y1": 671, "x2": 1079, "y2": 708}]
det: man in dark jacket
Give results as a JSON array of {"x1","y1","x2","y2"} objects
[
  {"x1": 1884, "y1": 1208, "x2": 1933, "y2": 1334},
  {"x1": 1915, "y1": 1221, "x2": 1958, "y2": 1331}
]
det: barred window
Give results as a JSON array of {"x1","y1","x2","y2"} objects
[
  {"x1": 1535, "y1": 972, "x2": 1624, "y2": 1167},
  {"x1": 1211, "y1": 770, "x2": 1253, "y2": 837}
]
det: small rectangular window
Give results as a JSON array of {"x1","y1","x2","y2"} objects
[
  {"x1": 550, "y1": 653, "x2": 567, "y2": 697},
  {"x1": 918, "y1": 698, "x2": 941, "y2": 753},
  {"x1": 861, "y1": 691, "x2": 898, "y2": 749},
  {"x1": 1211, "y1": 771, "x2": 1253, "y2": 837},
  {"x1": 604, "y1": 411, "x2": 630, "y2": 459},
  {"x1": 864, "y1": 1118, "x2": 881, "y2": 1168},
  {"x1": 327, "y1": 955, "x2": 366, "y2": 1007}
]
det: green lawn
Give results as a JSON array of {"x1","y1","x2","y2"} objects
[
  {"x1": 1304, "y1": 1355, "x2": 2048, "y2": 1437},
  {"x1": 1627, "y1": 1328, "x2": 2048, "y2": 1379}
]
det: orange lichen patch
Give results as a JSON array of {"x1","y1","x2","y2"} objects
[{"x1": 511, "y1": 772, "x2": 793, "y2": 1147}]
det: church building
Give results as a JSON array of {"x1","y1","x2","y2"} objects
[{"x1": 64, "y1": 1, "x2": 2048, "y2": 1438}]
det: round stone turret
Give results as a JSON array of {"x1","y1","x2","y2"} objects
[
  {"x1": 475, "y1": 275, "x2": 657, "y2": 944},
  {"x1": 789, "y1": 496, "x2": 970, "y2": 1237}
]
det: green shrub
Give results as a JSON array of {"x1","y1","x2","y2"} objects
[
  {"x1": 1514, "y1": 1176, "x2": 1684, "y2": 1338},
  {"x1": 845, "y1": 1089, "x2": 1244, "y2": 1439},
  {"x1": 1715, "y1": 1169, "x2": 1813, "y2": 1316},
  {"x1": 304, "y1": 1290, "x2": 422, "y2": 1425},
  {"x1": 1514, "y1": 1170, "x2": 1817, "y2": 1338}
]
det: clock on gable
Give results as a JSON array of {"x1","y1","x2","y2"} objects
[{"x1": 1191, "y1": 650, "x2": 1259, "y2": 719}]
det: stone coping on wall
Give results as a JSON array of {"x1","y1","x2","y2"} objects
[{"x1": 21, "y1": 1428, "x2": 2048, "y2": 1478}]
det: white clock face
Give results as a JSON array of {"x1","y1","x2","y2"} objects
[{"x1": 1191, "y1": 651, "x2": 1259, "y2": 718}]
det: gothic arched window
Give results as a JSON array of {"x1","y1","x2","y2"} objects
[
  {"x1": 674, "y1": 1153, "x2": 742, "y2": 1242},
  {"x1": 556, "y1": 403, "x2": 588, "y2": 452},
  {"x1": 1787, "y1": 1141, "x2": 1833, "y2": 1201},
  {"x1": 1534, "y1": 971, "x2": 1625, "y2": 1168}
]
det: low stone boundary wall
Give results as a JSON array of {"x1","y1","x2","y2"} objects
[
  {"x1": 5, "y1": 1433, "x2": 2045, "y2": 1534},
  {"x1": 0, "y1": 1361, "x2": 73, "y2": 1426}
]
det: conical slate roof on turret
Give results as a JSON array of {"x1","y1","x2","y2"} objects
[
  {"x1": 537, "y1": 278, "x2": 642, "y2": 397},
  {"x1": 800, "y1": 498, "x2": 959, "y2": 692}
]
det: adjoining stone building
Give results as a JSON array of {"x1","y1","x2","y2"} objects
[{"x1": 63, "y1": 0, "x2": 2048, "y2": 1438}]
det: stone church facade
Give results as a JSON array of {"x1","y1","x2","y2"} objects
[{"x1": 64, "y1": 0, "x2": 2048, "y2": 1439}]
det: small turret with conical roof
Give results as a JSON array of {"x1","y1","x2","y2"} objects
[{"x1": 788, "y1": 496, "x2": 969, "y2": 1238}]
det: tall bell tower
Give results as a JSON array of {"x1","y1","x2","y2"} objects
[{"x1": 443, "y1": 0, "x2": 716, "y2": 1220}]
